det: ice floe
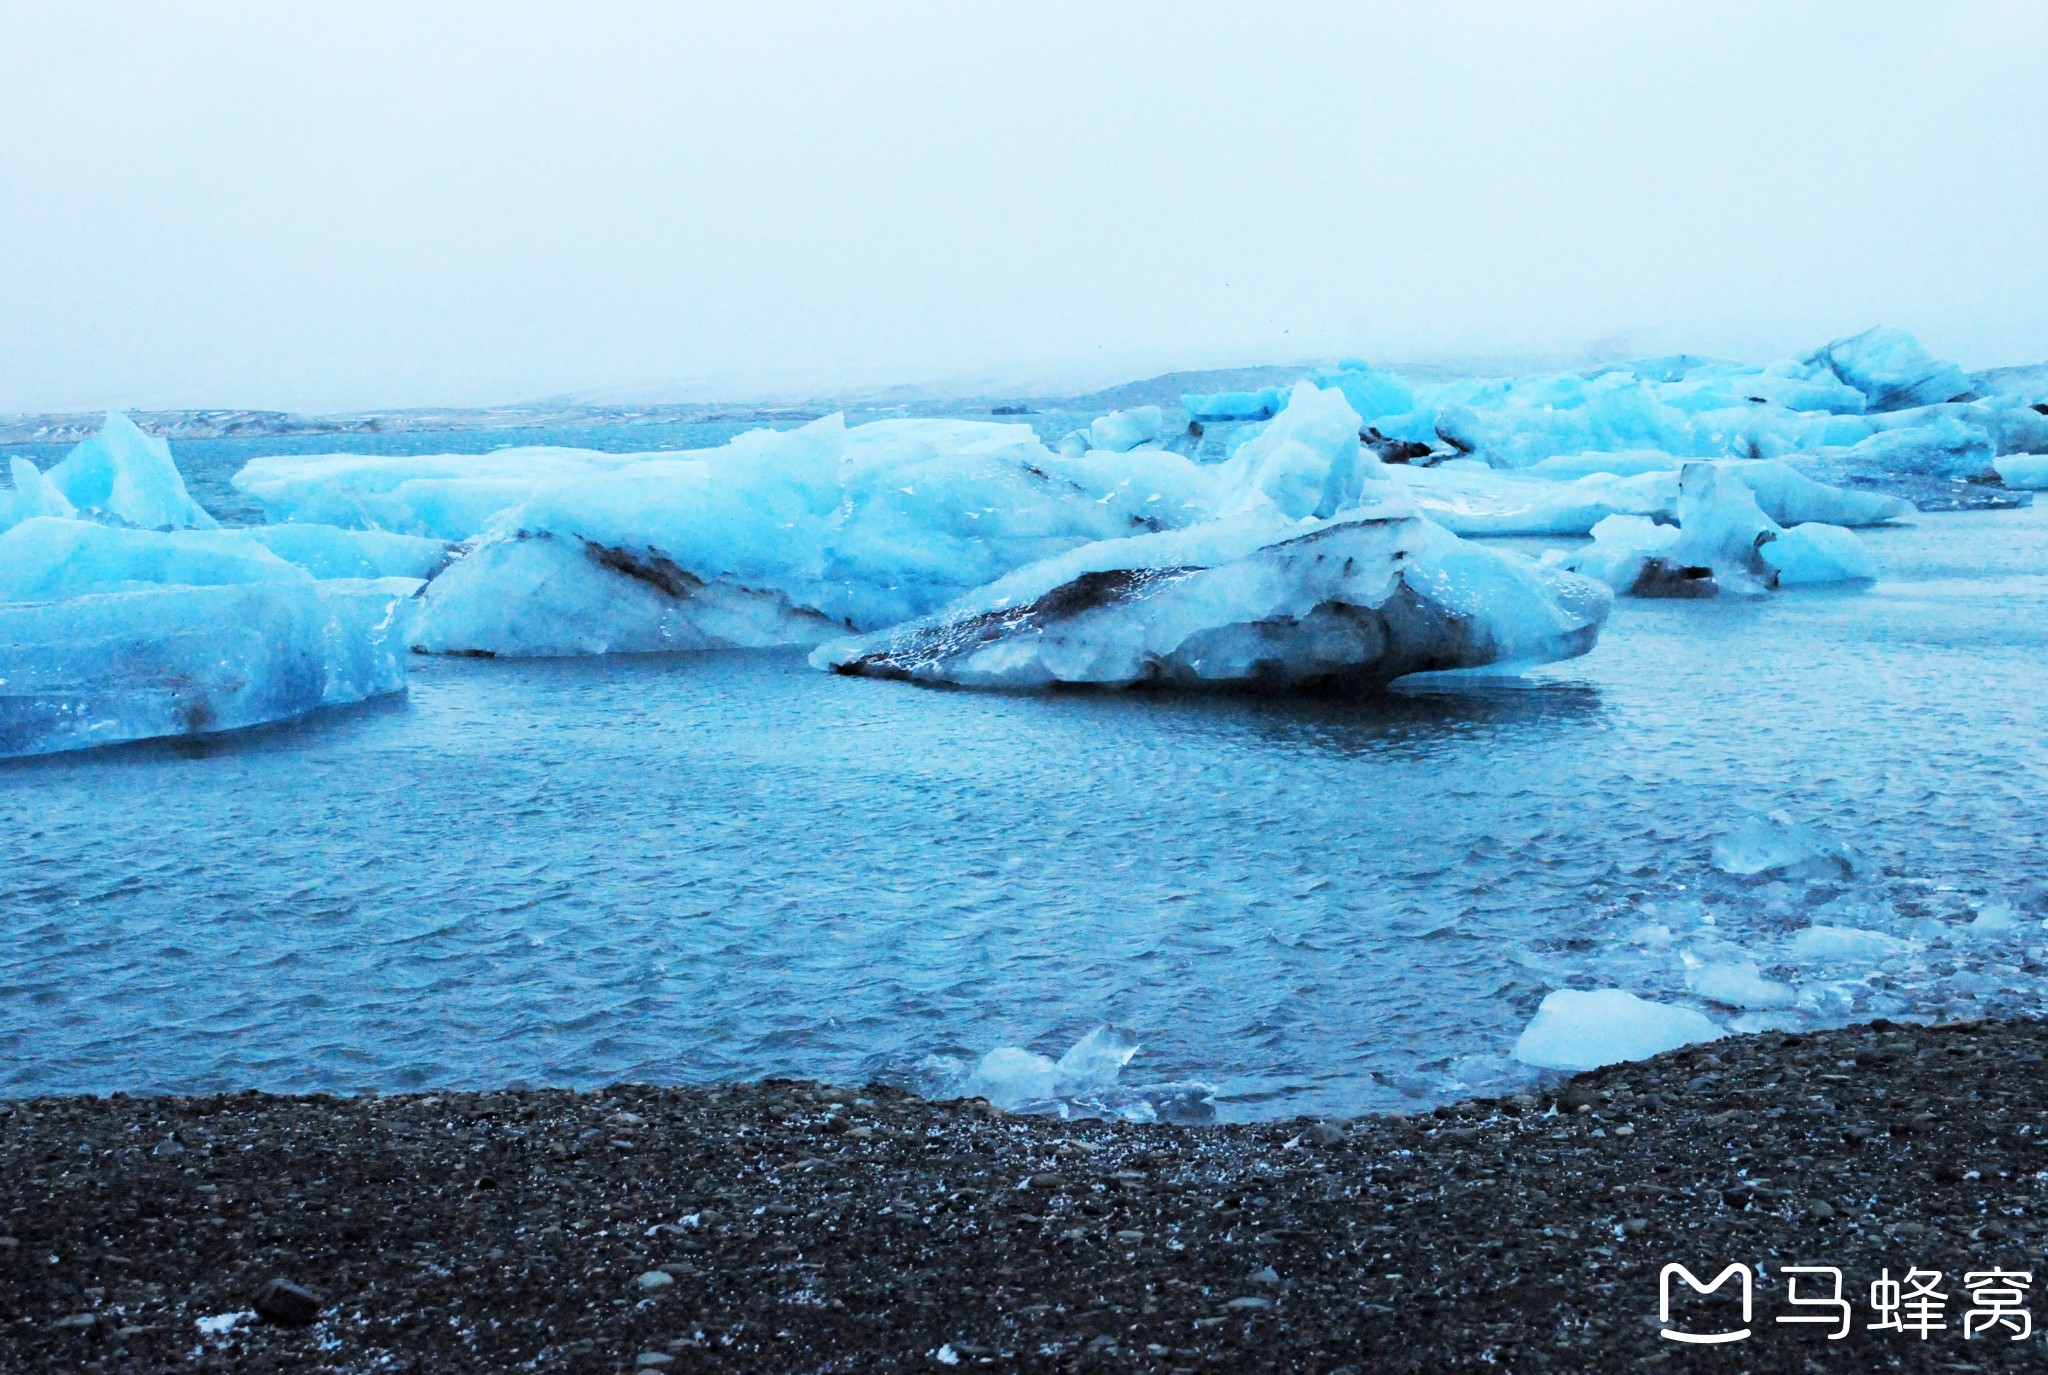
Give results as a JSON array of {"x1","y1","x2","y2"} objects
[
  {"x1": 812, "y1": 506, "x2": 1611, "y2": 691},
  {"x1": 41, "y1": 411, "x2": 218, "y2": 530},
  {"x1": 0, "y1": 577, "x2": 418, "y2": 759}
]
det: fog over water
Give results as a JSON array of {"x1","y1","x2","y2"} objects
[{"x1": 4, "y1": 2, "x2": 2046, "y2": 414}]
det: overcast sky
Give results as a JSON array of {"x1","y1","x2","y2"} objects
[{"x1": 3, "y1": 2, "x2": 2045, "y2": 414}]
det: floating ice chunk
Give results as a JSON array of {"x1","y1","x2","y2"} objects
[
  {"x1": 1307, "y1": 360, "x2": 1417, "y2": 424},
  {"x1": 1214, "y1": 382, "x2": 1377, "y2": 520},
  {"x1": 1558, "y1": 514, "x2": 1687, "y2": 595},
  {"x1": 1832, "y1": 413, "x2": 1997, "y2": 481},
  {"x1": 1397, "y1": 465, "x2": 1677, "y2": 537},
  {"x1": 1995, "y1": 454, "x2": 2048, "y2": 489},
  {"x1": 399, "y1": 415, "x2": 1156, "y2": 655},
  {"x1": 1511, "y1": 989, "x2": 1724, "y2": 1071},
  {"x1": 232, "y1": 446, "x2": 642, "y2": 538},
  {"x1": 1759, "y1": 521, "x2": 1875, "y2": 585},
  {"x1": 44, "y1": 412, "x2": 218, "y2": 529},
  {"x1": 1086, "y1": 406, "x2": 1166, "y2": 453},
  {"x1": 243, "y1": 524, "x2": 452, "y2": 581},
  {"x1": 0, "y1": 518, "x2": 448, "y2": 602},
  {"x1": 0, "y1": 517, "x2": 311, "y2": 602},
  {"x1": 1182, "y1": 386, "x2": 1286, "y2": 422},
  {"x1": 1970, "y1": 362, "x2": 2048, "y2": 404},
  {"x1": 812, "y1": 508, "x2": 1611, "y2": 691},
  {"x1": 0, "y1": 458, "x2": 77, "y2": 533},
  {"x1": 1789, "y1": 925, "x2": 1910, "y2": 963},
  {"x1": 1524, "y1": 450, "x2": 1683, "y2": 479},
  {"x1": 0, "y1": 578, "x2": 418, "y2": 758},
  {"x1": 1685, "y1": 961, "x2": 1798, "y2": 1010},
  {"x1": 1711, "y1": 812, "x2": 1859, "y2": 880},
  {"x1": 1728, "y1": 460, "x2": 1910, "y2": 527},
  {"x1": 1809, "y1": 327, "x2": 1970, "y2": 412},
  {"x1": 411, "y1": 530, "x2": 837, "y2": 656},
  {"x1": 1669, "y1": 462, "x2": 1780, "y2": 591},
  {"x1": 1400, "y1": 458, "x2": 1898, "y2": 540},
  {"x1": 1965, "y1": 901, "x2": 2020, "y2": 939}
]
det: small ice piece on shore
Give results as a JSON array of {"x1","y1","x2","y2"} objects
[
  {"x1": 1511, "y1": 989, "x2": 1724, "y2": 1071},
  {"x1": 1054, "y1": 1025, "x2": 1141, "y2": 1086},
  {"x1": 813, "y1": 508, "x2": 1611, "y2": 691},
  {"x1": 1789, "y1": 925, "x2": 1909, "y2": 963},
  {"x1": 1685, "y1": 960, "x2": 1798, "y2": 1010},
  {"x1": 966, "y1": 1025, "x2": 1143, "y2": 1109},
  {"x1": 967, "y1": 1047, "x2": 1059, "y2": 1106},
  {"x1": 44, "y1": 412, "x2": 218, "y2": 530},
  {"x1": 1711, "y1": 812, "x2": 1858, "y2": 880},
  {"x1": 195, "y1": 1311, "x2": 253, "y2": 1337}
]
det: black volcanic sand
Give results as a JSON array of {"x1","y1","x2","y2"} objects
[{"x1": 7, "y1": 1019, "x2": 2048, "y2": 1372}]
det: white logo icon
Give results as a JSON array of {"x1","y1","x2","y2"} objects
[{"x1": 1660, "y1": 1263, "x2": 1753, "y2": 1344}]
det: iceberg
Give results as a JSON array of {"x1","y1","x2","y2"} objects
[
  {"x1": 410, "y1": 530, "x2": 837, "y2": 656},
  {"x1": 242, "y1": 524, "x2": 452, "y2": 581},
  {"x1": 1826, "y1": 412, "x2": 1998, "y2": 481},
  {"x1": 1995, "y1": 453, "x2": 2048, "y2": 489},
  {"x1": 0, "y1": 517, "x2": 449, "y2": 601},
  {"x1": 232, "y1": 446, "x2": 642, "y2": 540},
  {"x1": 1808, "y1": 327, "x2": 1971, "y2": 412},
  {"x1": 0, "y1": 517, "x2": 313, "y2": 601},
  {"x1": 1563, "y1": 464, "x2": 1873, "y2": 596},
  {"x1": 1182, "y1": 386, "x2": 1286, "y2": 423},
  {"x1": 1759, "y1": 521, "x2": 1875, "y2": 586},
  {"x1": 0, "y1": 578, "x2": 418, "y2": 759},
  {"x1": 0, "y1": 458, "x2": 77, "y2": 533},
  {"x1": 1398, "y1": 456, "x2": 1903, "y2": 538},
  {"x1": 1070, "y1": 406, "x2": 1165, "y2": 454},
  {"x1": 1307, "y1": 360, "x2": 1417, "y2": 424},
  {"x1": 1213, "y1": 381, "x2": 1381, "y2": 520},
  {"x1": 1512, "y1": 989, "x2": 1724, "y2": 1071},
  {"x1": 43, "y1": 412, "x2": 218, "y2": 530},
  {"x1": 405, "y1": 415, "x2": 1157, "y2": 656},
  {"x1": 811, "y1": 506, "x2": 1611, "y2": 691}
]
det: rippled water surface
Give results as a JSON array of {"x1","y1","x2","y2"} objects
[{"x1": 4, "y1": 503, "x2": 2046, "y2": 1118}]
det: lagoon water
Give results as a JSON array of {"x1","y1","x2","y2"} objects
[{"x1": 3, "y1": 430, "x2": 2045, "y2": 1118}]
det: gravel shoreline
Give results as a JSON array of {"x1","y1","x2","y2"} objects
[{"x1": 7, "y1": 1017, "x2": 2048, "y2": 1372}]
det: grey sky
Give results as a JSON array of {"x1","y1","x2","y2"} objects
[{"x1": 3, "y1": 1, "x2": 2044, "y2": 413}]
